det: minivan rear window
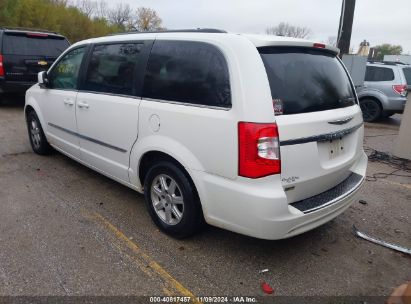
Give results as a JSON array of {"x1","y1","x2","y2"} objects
[
  {"x1": 2, "y1": 33, "x2": 69, "y2": 57},
  {"x1": 259, "y1": 47, "x2": 356, "y2": 115}
]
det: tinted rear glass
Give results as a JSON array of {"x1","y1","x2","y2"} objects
[
  {"x1": 365, "y1": 66, "x2": 395, "y2": 82},
  {"x1": 142, "y1": 40, "x2": 231, "y2": 108},
  {"x1": 259, "y1": 47, "x2": 355, "y2": 115},
  {"x1": 403, "y1": 68, "x2": 411, "y2": 85},
  {"x1": 2, "y1": 34, "x2": 69, "y2": 57}
]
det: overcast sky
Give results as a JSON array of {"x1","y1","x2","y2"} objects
[{"x1": 110, "y1": 0, "x2": 411, "y2": 53}]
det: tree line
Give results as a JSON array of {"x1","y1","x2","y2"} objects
[
  {"x1": 265, "y1": 22, "x2": 403, "y2": 59},
  {"x1": 0, "y1": 0, "x2": 404, "y2": 59},
  {"x1": 0, "y1": 0, "x2": 165, "y2": 43}
]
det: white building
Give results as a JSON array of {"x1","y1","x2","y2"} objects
[{"x1": 384, "y1": 55, "x2": 411, "y2": 64}]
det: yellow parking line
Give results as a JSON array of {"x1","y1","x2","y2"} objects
[{"x1": 87, "y1": 211, "x2": 200, "y2": 303}]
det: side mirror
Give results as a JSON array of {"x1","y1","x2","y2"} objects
[{"x1": 38, "y1": 71, "x2": 49, "y2": 88}]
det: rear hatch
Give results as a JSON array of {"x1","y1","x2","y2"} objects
[
  {"x1": 1, "y1": 31, "x2": 70, "y2": 82},
  {"x1": 259, "y1": 46, "x2": 364, "y2": 203}
]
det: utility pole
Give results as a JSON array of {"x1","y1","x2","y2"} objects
[{"x1": 337, "y1": 0, "x2": 356, "y2": 56}]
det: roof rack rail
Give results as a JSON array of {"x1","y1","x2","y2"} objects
[
  {"x1": 367, "y1": 60, "x2": 409, "y2": 66},
  {"x1": 383, "y1": 61, "x2": 410, "y2": 65},
  {"x1": 1, "y1": 26, "x2": 59, "y2": 35},
  {"x1": 108, "y1": 28, "x2": 227, "y2": 36}
]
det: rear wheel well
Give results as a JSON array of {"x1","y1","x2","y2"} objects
[
  {"x1": 139, "y1": 151, "x2": 193, "y2": 190},
  {"x1": 138, "y1": 151, "x2": 204, "y2": 219},
  {"x1": 359, "y1": 96, "x2": 382, "y2": 108},
  {"x1": 25, "y1": 105, "x2": 35, "y2": 121}
]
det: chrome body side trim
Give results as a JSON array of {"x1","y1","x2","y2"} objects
[
  {"x1": 280, "y1": 123, "x2": 363, "y2": 146},
  {"x1": 48, "y1": 123, "x2": 127, "y2": 153}
]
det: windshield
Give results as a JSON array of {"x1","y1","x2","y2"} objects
[
  {"x1": 3, "y1": 34, "x2": 70, "y2": 57},
  {"x1": 259, "y1": 47, "x2": 356, "y2": 115}
]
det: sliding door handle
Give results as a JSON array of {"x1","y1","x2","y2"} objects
[
  {"x1": 77, "y1": 101, "x2": 89, "y2": 109},
  {"x1": 63, "y1": 98, "x2": 74, "y2": 106}
]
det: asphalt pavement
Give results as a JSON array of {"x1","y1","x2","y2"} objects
[{"x1": 0, "y1": 96, "x2": 410, "y2": 300}]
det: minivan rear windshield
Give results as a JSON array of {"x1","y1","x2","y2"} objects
[
  {"x1": 2, "y1": 33, "x2": 70, "y2": 57},
  {"x1": 259, "y1": 47, "x2": 356, "y2": 115}
]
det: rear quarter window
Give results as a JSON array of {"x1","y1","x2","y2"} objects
[
  {"x1": 142, "y1": 40, "x2": 231, "y2": 108},
  {"x1": 259, "y1": 47, "x2": 356, "y2": 115},
  {"x1": 365, "y1": 66, "x2": 395, "y2": 82},
  {"x1": 403, "y1": 68, "x2": 411, "y2": 85},
  {"x1": 2, "y1": 33, "x2": 69, "y2": 57}
]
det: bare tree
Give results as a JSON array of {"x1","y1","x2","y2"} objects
[
  {"x1": 108, "y1": 3, "x2": 132, "y2": 28},
  {"x1": 76, "y1": 0, "x2": 97, "y2": 18},
  {"x1": 127, "y1": 7, "x2": 164, "y2": 32},
  {"x1": 266, "y1": 22, "x2": 312, "y2": 39},
  {"x1": 95, "y1": 0, "x2": 108, "y2": 19}
]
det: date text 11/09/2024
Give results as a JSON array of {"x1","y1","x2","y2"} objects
[{"x1": 149, "y1": 296, "x2": 258, "y2": 303}]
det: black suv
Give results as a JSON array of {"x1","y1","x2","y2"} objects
[{"x1": 0, "y1": 27, "x2": 70, "y2": 97}]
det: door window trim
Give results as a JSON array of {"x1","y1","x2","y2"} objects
[
  {"x1": 77, "y1": 40, "x2": 154, "y2": 98},
  {"x1": 142, "y1": 97, "x2": 231, "y2": 111},
  {"x1": 46, "y1": 44, "x2": 90, "y2": 92}
]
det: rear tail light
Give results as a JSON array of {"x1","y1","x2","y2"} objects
[
  {"x1": 26, "y1": 32, "x2": 48, "y2": 37},
  {"x1": 0, "y1": 55, "x2": 4, "y2": 77},
  {"x1": 393, "y1": 85, "x2": 407, "y2": 97},
  {"x1": 238, "y1": 122, "x2": 281, "y2": 178},
  {"x1": 313, "y1": 43, "x2": 326, "y2": 49}
]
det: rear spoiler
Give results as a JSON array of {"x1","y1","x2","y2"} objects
[
  {"x1": 4, "y1": 30, "x2": 66, "y2": 40},
  {"x1": 243, "y1": 34, "x2": 340, "y2": 55},
  {"x1": 258, "y1": 41, "x2": 340, "y2": 56}
]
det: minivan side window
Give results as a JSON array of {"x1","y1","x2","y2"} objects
[
  {"x1": 48, "y1": 47, "x2": 86, "y2": 90},
  {"x1": 365, "y1": 66, "x2": 395, "y2": 82},
  {"x1": 142, "y1": 40, "x2": 231, "y2": 108},
  {"x1": 83, "y1": 43, "x2": 143, "y2": 96}
]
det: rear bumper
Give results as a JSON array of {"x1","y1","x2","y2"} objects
[
  {"x1": 0, "y1": 78, "x2": 35, "y2": 94},
  {"x1": 191, "y1": 151, "x2": 367, "y2": 240},
  {"x1": 383, "y1": 96, "x2": 407, "y2": 112}
]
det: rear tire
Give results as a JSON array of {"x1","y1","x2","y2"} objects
[
  {"x1": 144, "y1": 161, "x2": 204, "y2": 238},
  {"x1": 27, "y1": 111, "x2": 52, "y2": 155},
  {"x1": 360, "y1": 98, "x2": 382, "y2": 122}
]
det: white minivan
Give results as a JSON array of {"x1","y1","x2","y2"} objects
[{"x1": 25, "y1": 29, "x2": 367, "y2": 240}]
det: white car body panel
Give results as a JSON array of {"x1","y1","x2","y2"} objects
[
  {"x1": 25, "y1": 31, "x2": 367, "y2": 240},
  {"x1": 75, "y1": 92, "x2": 140, "y2": 182},
  {"x1": 29, "y1": 85, "x2": 80, "y2": 158}
]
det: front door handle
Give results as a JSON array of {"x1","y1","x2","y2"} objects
[
  {"x1": 63, "y1": 98, "x2": 74, "y2": 106},
  {"x1": 78, "y1": 101, "x2": 89, "y2": 109}
]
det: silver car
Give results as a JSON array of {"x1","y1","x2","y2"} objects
[{"x1": 357, "y1": 62, "x2": 408, "y2": 122}]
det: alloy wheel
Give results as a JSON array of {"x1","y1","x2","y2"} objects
[
  {"x1": 30, "y1": 118, "x2": 42, "y2": 150},
  {"x1": 151, "y1": 174, "x2": 184, "y2": 226}
]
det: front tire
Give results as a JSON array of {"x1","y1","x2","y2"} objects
[
  {"x1": 27, "y1": 111, "x2": 52, "y2": 155},
  {"x1": 360, "y1": 98, "x2": 382, "y2": 122},
  {"x1": 144, "y1": 161, "x2": 204, "y2": 238}
]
